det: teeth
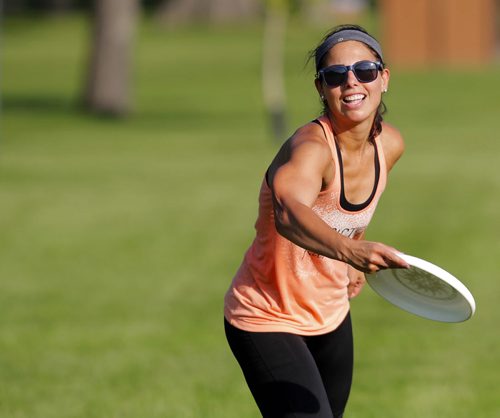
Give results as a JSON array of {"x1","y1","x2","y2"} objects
[{"x1": 344, "y1": 94, "x2": 365, "y2": 102}]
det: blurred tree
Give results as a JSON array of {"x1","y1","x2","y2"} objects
[
  {"x1": 83, "y1": 0, "x2": 139, "y2": 116},
  {"x1": 3, "y1": 0, "x2": 29, "y2": 13},
  {"x1": 45, "y1": 0, "x2": 75, "y2": 12},
  {"x1": 262, "y1": 0, "x2": 288, "y2": 141},
  {"x1": 3, "y1": 0, "x2": 79, "y2": 13},
  {"x1": 155, "y1": 0, "x2": 261, "y2": 25}
]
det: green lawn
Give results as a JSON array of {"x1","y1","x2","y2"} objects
[{"x1": 2, "y1": 14, "x2": 500, "y2": 418}]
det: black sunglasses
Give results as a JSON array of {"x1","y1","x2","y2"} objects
[{"x1": 317, "y1": 60, "x2": 383, "y2": 87}]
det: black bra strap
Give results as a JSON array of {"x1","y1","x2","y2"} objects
[{"x1": 336, "y1": 141, "x2": 380, "y2": 212}]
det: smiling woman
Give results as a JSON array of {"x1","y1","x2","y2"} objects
[
  {"x1": 312, "y1": 25, "x2": 389, "y2": 145},
  {"x1": 224, "y1": 24, "x2": 409, "y2": 418}
]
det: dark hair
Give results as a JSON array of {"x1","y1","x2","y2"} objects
[{"x1": 308, "y1": 24, "x2": 387, "y2": 142}]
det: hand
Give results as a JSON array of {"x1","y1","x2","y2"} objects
[
  {"x1": 347, "y1": 266, "x2": 365, "y2": 299},
  {"x1": 343, "y1": 239, "x2": 409, "y2": 274}
]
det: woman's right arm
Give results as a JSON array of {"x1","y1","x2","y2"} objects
[{"x1": 268, "y1": 125, "x2": 408, "y2": 273}]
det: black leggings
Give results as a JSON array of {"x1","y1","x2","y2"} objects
[{"x1": 224, "y1": 313, "x2": 353, "y2": 418}]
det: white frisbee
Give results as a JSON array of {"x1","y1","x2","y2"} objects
[{"x1": 366, "y1": 253, "x2": 476, "y2": 322}]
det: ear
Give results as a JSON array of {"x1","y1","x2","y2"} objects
[
  {"x1": 381, "y1": 67, "x2": 390, "y2": 93},
  {"x1": 314, "y1": 77, "x2": 323, "y2": 97}
]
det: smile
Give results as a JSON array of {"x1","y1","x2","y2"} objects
[{"x1": 342, "y1": 94, "x2": 366, "y2": 104}]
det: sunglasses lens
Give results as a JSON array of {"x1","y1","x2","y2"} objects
[
  {"x1": 353, "y1": 62, "x2": 379, "y2": 83},
  {"x1": 322, "y1": 67, "x2": 347, "y2": 87},
  {"x1": 320, "y1": 62, "x2": 380, "y2": 87}
]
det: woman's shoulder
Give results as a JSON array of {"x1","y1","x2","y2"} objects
[
  {"x1": 379, "y1": 122, "x2": 405, "y2": 171},
  {"x1": 287, "y1": 120, "x2": 331, "y2": 151},
  {"x1": 268, "y1": 120, "x2": 333, "y2": 182}
]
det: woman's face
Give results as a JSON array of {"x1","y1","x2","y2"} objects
[{"x1": 315, "y1": 40, "x2": 390, "y2": 128}]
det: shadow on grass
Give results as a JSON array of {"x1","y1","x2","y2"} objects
[
  {"x1": 2, "y1": 95, "x2": 132, "y2": 121},
  {"x1": 2, "y1": 95, "x2": 79, "y2": 113},
  {"x1": 2, "y1": 95, "x2": 207, "y2": 121},
  {"x1": 1, "y1": 95, "x2": 264, "y2": 134}
]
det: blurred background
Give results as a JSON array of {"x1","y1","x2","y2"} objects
[{"x1": 1, "y1": 1, "x2": 499, "y2": 417}]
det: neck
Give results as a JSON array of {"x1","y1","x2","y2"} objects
[{"x1": 327, "y1": 113, "x2": 375, "y2": 152}]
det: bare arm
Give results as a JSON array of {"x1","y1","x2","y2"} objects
[
  {"x1": 348, "y1": 125, "x2": 407, "y2": 294},
  {"x1": 380, "y1": 122, "x2": 405, "y2": 171},
  {"x1": 347, "y1": 231, "x2": 366, "y2": 299},
  {"x1": 268, "y1": 124, "x2": 408, "y2": 273}
]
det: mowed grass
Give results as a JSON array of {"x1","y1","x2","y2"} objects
[{"x1": 2, "y1": 15, "x2": 500, "y2": 418}]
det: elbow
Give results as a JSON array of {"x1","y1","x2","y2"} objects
[
  {"x1": 273, "y1": 206, "x2": 294, "y2": 239},
  {"x1": 275, "y1": 218, "x2": 289, "y2": 239},
  {"x1": 271, "y1": 193, "x2": 308, "y2": 241}
]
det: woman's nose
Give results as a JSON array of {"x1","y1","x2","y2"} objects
[{"x1": 344, "y1": 69, "x2": 359, "y2": 87}]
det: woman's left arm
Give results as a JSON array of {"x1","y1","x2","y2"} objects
[
  {"x1": 348, "y1": 125, "x2": 406, "y2": 299},
  {"x1": 380, "y1": 122, "x2": 405, "y2": 171},
  {"x1": 347, "y1": 231, "x2": 367, "y2": 299}
]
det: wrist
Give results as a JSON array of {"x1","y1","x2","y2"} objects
[{"x1": 333, "y1": 234, "x2": 351, "y2": 263}]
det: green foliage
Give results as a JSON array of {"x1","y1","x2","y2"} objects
[{"x1": 2, "y1": 14, "x2": 500, "y2": 418}]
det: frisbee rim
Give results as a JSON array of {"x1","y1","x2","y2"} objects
[{"x1": 366, "y1": 253, "x2": 476, "y2": 322}]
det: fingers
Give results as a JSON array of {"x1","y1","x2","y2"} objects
[
  {"x1": 369, "y1": 250, "x2": 409, "y2": 272},
  {"x1": 348, "y1": 276, "x2": 366, "y2": 299},
  {"x1": 383, "y1": 249, "x2": 410, "y2": 269},
  {"x1": 348, "y1": 241, "x2": 410, "y2": 273},
  {"x1": 362, "y1": 244, "x2": 394, "y2": 273}
]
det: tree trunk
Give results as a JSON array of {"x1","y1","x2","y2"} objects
[
  {"x1": 83, "y1": 0, "x2": 139, "y2": 116},
  {"x1": 262, "y1": 0, "x2": 287, "y2": 141}
]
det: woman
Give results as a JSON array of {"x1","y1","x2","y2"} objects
[{"x1": 224, "y1": 24, "x2": 409, "y2": 418}]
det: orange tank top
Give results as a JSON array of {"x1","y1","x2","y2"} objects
[{"x1": 224, "y1": 115, "x2": 387, "y2": 335}]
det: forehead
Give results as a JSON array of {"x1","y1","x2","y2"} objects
[{"x1": 324, "y1": 40, "x2": 378, "y2": 66}]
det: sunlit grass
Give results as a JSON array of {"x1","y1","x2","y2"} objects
[{"x1": 1, "y1": 14, "x2": 500, "y2": 417}]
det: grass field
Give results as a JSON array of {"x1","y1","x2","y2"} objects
[{"x1": 2, "y1": 14, "x2": 500, "y2": 418}]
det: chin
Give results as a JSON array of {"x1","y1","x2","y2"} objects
[
  {"x1": 343, "y1": 102, "x2": 379, "y2": 120},
  {"x1": 340, "y1": 109, "x2": 374, "y2": 125}
]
